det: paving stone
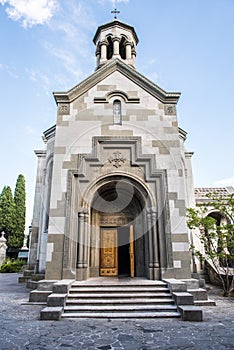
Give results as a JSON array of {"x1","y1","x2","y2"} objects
[{"x1": 0, "y1": 274, "x2": 234, "y2": 350}]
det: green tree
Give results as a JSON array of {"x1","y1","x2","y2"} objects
[
  {"x1": 187, "y1": 192, "x2": 234, "y2": 296},
  {"x1": 0, "y1": 186, "x2": 15, "y2": 241},
  {"x1": 13, "y1": 174, "x2": 26, "y2": 248}
]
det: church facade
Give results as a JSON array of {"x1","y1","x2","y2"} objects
[{"x1": 29, "y1": 19, "x2": 195, "y2": 282}]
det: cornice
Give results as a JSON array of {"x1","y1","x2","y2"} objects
[
  {"x1": 34, "y1": 150, "x2": 46, "y2": 157},
  {"x1": 179, "y1": 127, "x2": 187, "y2": 141},
  {"x1": 43, "y1": 124, "x2": 56, "y2": 141},
  {"x1": 53, "y1": 59, "x2": 181, "y2": 105}
]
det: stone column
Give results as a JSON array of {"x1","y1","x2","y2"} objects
[
  {"x1": 77, "y1": 212, "x2": 85, "y2": 268},
  {"x1": 147, "y1": 210, "x2": 160, "y2": 280},
  {"x1": 151, "y1": 210, "x2": 160, "y2": 279},
  {"x1": 125, "y1": 41, "x2": 132, "y2": 60},
  {"x1": 100, "y1": 40, "x2": 108, "y2": 65},
  {"x1": 147, "y1": 211, "x2": 154, "y2": 279},
  {"x1": 131, "y1": 48, "x2": 136, "y2": 67},
  {"x1": 83, "y1": 211, "x2": 90, "y2": 268},
  {"x1": 112, "y1": 37, "x2": 120, "y2": 57},
  {"x1": 28, "y1": 150, "x2": 46, "y2": 270},
  {"x1": 38, "y1": 160, "x2": 53, "y2": 274},
  {"x1": 0, "y1": 232, "x2": 7, "y2": 267},
  {"x1": 95, "y1": 45, "x2": 101, "y2": 68}
]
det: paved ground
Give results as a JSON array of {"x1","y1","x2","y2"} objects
[{"x1": 0, "y1": 274, "x2": 233, "y2": 350}]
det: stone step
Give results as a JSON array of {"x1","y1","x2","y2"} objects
[
  {"x1": 62, "y1": 279, "x2": 180, "y2": 320},
  {"x1": 71, "y1": 281, "x2": 167, "y2": 287},
  {"x1": 66, "y1": 298, "x2": 175, "y2": 305},
  {"x1": 71, "y1": 283, "x2": 167, "y2": 290},
  {"x1": 18, "y1": 276, "x2": 32, "y2": 283},
  {"x1": 194, "y1": 300, "x2": 216, "y2": 306},
  {"x1": 64, "y1": 304, "x2": 178, "y2": 312},
  {"x1": 67, "y1": 292, "x2": 172, "y2": 299},
  {"x1": 69, "y1": 286, "x2": 169, "y2": 293},
  {"x1": 178, "y1": 305, "x2": 203, "y2": 321},
  {"x1": 23, "y1": 269, "x2": 34, "y2": 277},
  {"x1": 61, "y1": 311, "x2": 181, "y2": 319},
  {"x1": 29, "y1": 290, "x2": 52, "y2": 302},
  {"x1": 26, "y1": 280, "x2": 38, "y2": 290},
  {"x1": 31, "y1": 274, "x2": 45, "y2": 282},
  {"x1": 181, "y1": 279, "x2": 200, "y2": 289},
  {"x1": 187, "y1": 288, "x2": 208, "y2": 301}
]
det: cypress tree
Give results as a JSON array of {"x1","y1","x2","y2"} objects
[
  {"x1": 13, "y1": 174, "x2": 26, "y2": 248},
  {"x1": 0, "y1": 186, "x2": 15, "y2": 243}
]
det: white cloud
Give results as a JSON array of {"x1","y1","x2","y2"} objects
[
  {"x1": 0, "y1": 62, "x2": 19, "y2": 78},
  {"x1": 43, "y1": 44, "x2": 83, "y2": 80},
  {"x1": 98, "y1": 0, "x2": 129, "y2": 9},
  {"x1": 0, "y1": 0, "x2": 58, "y2": 28},
  {"x1": 41, "y1": 1, "x2": 96, "y2": 87},
  {"x1": 214, "y1": 177, "x2": 234, "y2": 187}
]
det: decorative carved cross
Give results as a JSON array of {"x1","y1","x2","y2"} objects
[
  {"x1": 111, "y1": 8, "x2": 120, "y2": 19},
  {"x1": 108, "y1": 151, "x2": 126, "y2": 168}
]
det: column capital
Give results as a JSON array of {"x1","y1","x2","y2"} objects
[
  {"x1": 100, "y1": 39, "x2": 108, "y2": 46},
  {"x1": 78, "y1": 212, "x2": 85, "y2": 220},
  {"x1": 112, "y1": 36, "x2": 121, "y2": 43},
  {"x1": 124, "y1": 40, "x2": 132, "y2": 47},
  {"x1": 147, "y1": 207, "x2": 157, "y2": 214}
]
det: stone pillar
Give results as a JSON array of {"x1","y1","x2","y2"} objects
[
  {"x1": 95, "y1": 45, "x2": 101, "y2": 69},
  {"x1": 77, "y1": 212, "x2": 85, "y2": 268},
  {"x1": 38, "y1": 160, "x2": 53, "y2": 274},
  {"x1": 100, "y1": 40, "x2": 108, "y2": 65},
  {"x1": 112, "y1": 37, "x2": 120, "y2": 57},
  {"x1": 83, "y1": 212, "x2": 90, "y2": 268},
  {"x1": 0, "y1": 232, "x2": 7, "y2": 267},
  {"x1": 147, "y1": 211, "x2": 154, "y2": 279},
  {"x1": 147, "y1": 210, "x2": 160, "y2": 280},
  {"x1": 28, "y1": 150, "x2": 46, "y2": 270},
  {"x1": 125, "y1": 41, "x2": 132, "y2": 60},
  {"x1": 131, "y1": 48, "x2": 136, "y2": 67},
  {"x1": 151, "y1": 210, "x2": 160, "y2": 279}
]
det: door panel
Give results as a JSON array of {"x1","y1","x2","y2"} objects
[
  {"x1": 100, "y1": 228, "x2": 118, "y2": 276},
  {"x1": 130, "y1": 225, "x2": 135, "y2": 278},
  {"x1": 118, "y1": 227, "x2": 130, "y2": 276}
]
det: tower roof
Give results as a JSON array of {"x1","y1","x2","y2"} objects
[{"x1": 93, "y1": 19, "x2": 139, "y2": 45}]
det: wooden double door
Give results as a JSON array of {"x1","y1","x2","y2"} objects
[{"x1": 100, "y1": 225, "x2": 134, "y2": 277}]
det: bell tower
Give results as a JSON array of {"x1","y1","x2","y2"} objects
[{"x1": 93, "y1": 18, "x2": 139, "y2": 70}]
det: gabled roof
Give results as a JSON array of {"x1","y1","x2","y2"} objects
[{"x1": 53, "y1": 59, "x2": 181, "y2": 105}]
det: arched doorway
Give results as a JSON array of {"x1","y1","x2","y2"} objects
[{"x1": 89, "y1": 176, "x2": 150, "y2": 278}]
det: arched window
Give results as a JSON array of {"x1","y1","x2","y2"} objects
[
  {"x1": 107, "y1": 36, "x2": 113, "y2": 60},
  {"x1": 113, "y1": 100, "x2": 122, "y2": 125},
  {"x1": 119, "y1": 37, "x2": 126, "y2": 59}
]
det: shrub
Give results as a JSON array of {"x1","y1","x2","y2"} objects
[{"x1": 0, "y1": 258, "x2": 25, "y2": 273}]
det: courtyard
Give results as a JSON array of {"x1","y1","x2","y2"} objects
[{"x1": 0, "y1": 273, "x2": 233, "y2": 350}]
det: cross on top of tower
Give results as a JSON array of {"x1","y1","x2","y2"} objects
[{"x1": 111, "y1": 8, "x2": 120, "y2": 19}]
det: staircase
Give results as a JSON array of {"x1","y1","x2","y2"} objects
[{"x1": 62, "y1": 278, "x2": 180, "y2": 319}]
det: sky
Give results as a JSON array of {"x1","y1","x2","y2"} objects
[{"x1": 0, "y1": 0, "x2": 234, "y2": 230}]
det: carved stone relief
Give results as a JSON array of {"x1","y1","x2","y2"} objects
[
  {"x1": 164, "y1": 104, "x2": 176, "y2": 115},
  {"x1": 108, "y1": 151, "x2": 126, "y2": 168},
  {"x1": 58, "y1": 103, "x2": 70, "y2": 115}
]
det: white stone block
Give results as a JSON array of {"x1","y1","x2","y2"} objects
[
  {"x1": 172, "y1": 242, "x2": 190, "y2": 252},
  {"x1": 46, "y1": 243, "x2": 54, "y2": 262},
  {"x1": 173, "y1": 260, "x2": 182, "y2": 268}
]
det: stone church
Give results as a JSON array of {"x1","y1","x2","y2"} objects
[{"x1": 29, "y1": 17, "x2": 196, "y2": 284}]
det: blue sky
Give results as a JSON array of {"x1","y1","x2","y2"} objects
[{"x1": 1, "y1": 0, "x2": 234, "y2": 229}]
